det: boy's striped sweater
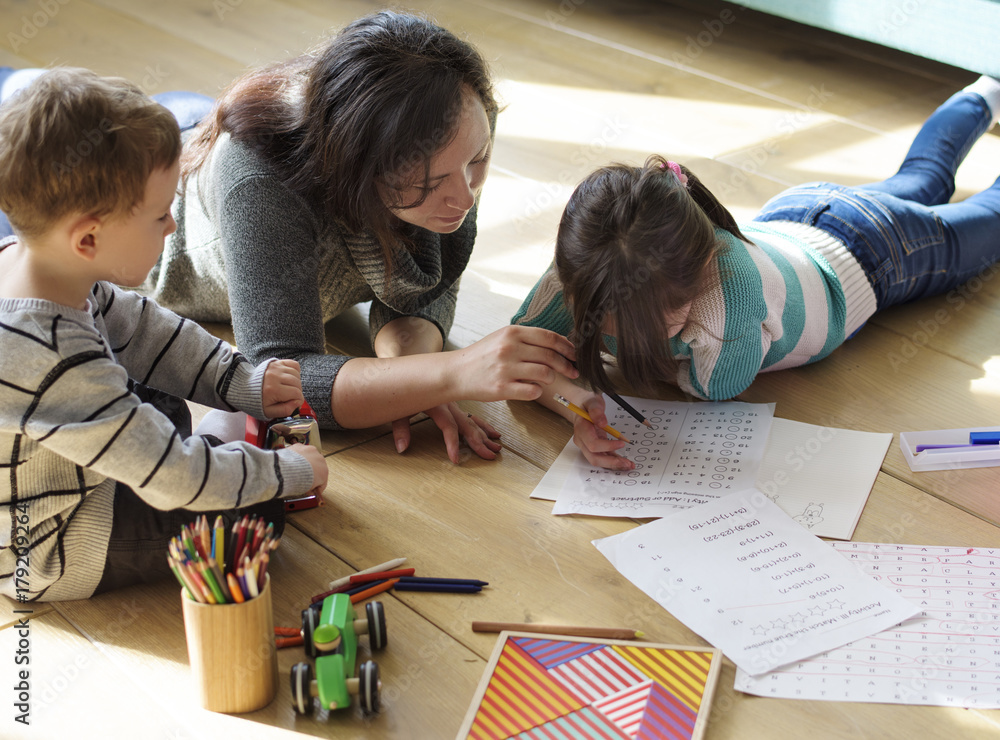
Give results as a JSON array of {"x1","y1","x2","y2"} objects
[{"x1": 0, "y1": 274, "x2": 314, "y2": 601}]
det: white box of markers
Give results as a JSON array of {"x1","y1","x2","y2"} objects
[{"x1": 899, "y1": 425, "x2": 1000, "y2": 472}]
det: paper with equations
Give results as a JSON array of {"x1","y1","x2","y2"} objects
[
  {"x1": 593, "y1": 490, "x2": 919, "y2": 675},
  {"x1": 553, "y1": 399, "x2": 774, "y2": 517}
]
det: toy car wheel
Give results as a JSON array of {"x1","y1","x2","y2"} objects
[
  {"x1": 301, "y1": 604, "x2": 321, "y2": 658},
  {"x1": 358, "y1": 660, "x2": 380, "y2": 714},
  {"x1": 290, "y1": 662, "x2": 314, "y2": 715},
  {"x1": 366, "y1": 601, "x2": 387, "y2": 650}
]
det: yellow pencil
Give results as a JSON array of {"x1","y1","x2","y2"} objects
[{"x1": 553, "y1": 394, "x2": 633, "y2": 444}]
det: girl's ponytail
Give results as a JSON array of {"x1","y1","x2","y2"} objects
[{"x1": 649, "y1": 155, "x2": 748, "y2": 242}]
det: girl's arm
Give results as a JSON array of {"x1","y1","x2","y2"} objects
[{"x1": 538, "y1": 374, "x2": 634, "y2": 471}]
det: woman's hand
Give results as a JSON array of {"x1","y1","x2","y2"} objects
[
  {"x1": 261, "y1": 359, "x2": 305, "y2": 418},
  {"x1": 453, "y1": 325, "x2": 578, "y2": 401},
  {"x1": 570, "y1": 393, "x2": 635, "y2": 471},
  {"x1": 393, "y1": 402, "x2": 502, "y2": 463}
]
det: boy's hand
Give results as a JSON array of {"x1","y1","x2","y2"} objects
[
  {"x1": 288, "y1": 442, "x2": 329, "y2": 495},
  {"x1": 262, "y1": 359, "x2": 305, "y2": 418}
]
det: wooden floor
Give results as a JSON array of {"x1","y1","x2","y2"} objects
[{"x1": 3, "y1": 0, "x2": 1000, "y2": 737}]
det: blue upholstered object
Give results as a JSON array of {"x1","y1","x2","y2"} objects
[{"x1": 728, "y1": 0, "x2": 1000, "y2": 76}]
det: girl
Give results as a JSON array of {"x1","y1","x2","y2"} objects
[{"x1": 514, "y1": 77, "x2": 1000, "y2": 470}]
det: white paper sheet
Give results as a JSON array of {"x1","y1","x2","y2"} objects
[
  {"x1": 552, "y1": 399, "x2": 775, "y2": 517},
  {"x1": 533, "y1": 413, "x2": 888, "y2": 539},
  {"x1": 734, "y1": 543, "x2": 1000, "y2": 707},
  {"x1": 754, "y1": 419, "x2": 892, "y2": 540},
  {"x1": 593, "y1": 491, "x2": 919, "y2": 675}
]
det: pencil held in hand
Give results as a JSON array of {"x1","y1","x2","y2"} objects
[{"x1": 553, "y1": 394, "x2": 633, "y2": 444}]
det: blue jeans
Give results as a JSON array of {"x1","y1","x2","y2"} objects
[
  {"x1": 753, "y1": 91, "x2": 1000, "y2": 309},
  {"x1": 0, "y1": 68, "x2": 214, "y2": 239}
]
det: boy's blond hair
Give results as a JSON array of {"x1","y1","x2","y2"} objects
[{"x1": 0, "y1": 67, "x2": 181, "y2": 240}]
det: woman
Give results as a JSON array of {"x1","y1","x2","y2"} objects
[{"x1": 139, "y1": 10, "x2": 577, "y2": 463}]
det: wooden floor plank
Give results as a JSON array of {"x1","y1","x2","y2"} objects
[
  {"x1": 4, "y1": 1, "x2": 1000, "y2": 737},
  {"x1": 51, "y1": 525, "x2": 485, "y2": 737},
  {"x1": 471, "y1": 0, "x2": 968, "y2": 117},
  {"x1": 738, "y1": 323, "x2": 1000, "y2": 525},
  {"x1": 0, "y1": 0, "x2": 246, "y2": 94},
  {"x1": 0, "y1": 611, "x2": 205, "y2": 737}
]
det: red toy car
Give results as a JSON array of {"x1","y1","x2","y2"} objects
[{"x1": 246, "y1": 401, "x2": 323, "y2": 511}]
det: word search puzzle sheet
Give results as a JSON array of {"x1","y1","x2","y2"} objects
[
  {"x1": 735, "y1": 543, "x2": 1000, "y2": 707},
  {"x1": 553, "y1": 399, "x2": 774, "y2": 517}
]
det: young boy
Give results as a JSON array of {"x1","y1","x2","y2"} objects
[{"x1": 0, "y1": 68, "x2": 328, "y2": 602}]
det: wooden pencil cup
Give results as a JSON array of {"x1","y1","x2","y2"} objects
[{"x1": 181, "y1": 575, "x2": 277, "y2": 713}]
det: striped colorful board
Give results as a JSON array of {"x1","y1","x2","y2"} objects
[{"x1": 457, "y1": 633, "x2": 721, "y2": 740}]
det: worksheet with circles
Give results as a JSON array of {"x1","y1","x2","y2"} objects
[{"x1": 554, "y1": 400, "x2": 774, "y2": 517}]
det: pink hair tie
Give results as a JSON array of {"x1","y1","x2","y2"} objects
[{"x1": 665, "y1": 160, "x2": 688, "y2": 186}]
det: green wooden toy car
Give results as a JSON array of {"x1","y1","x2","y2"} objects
[{"x1": 290, "y1": 593, "x2": 387, "y2": 714}]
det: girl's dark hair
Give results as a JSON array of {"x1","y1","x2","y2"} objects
[
  {"x1": 555, "y1": 155, "x2": 748, "y2": 397},
  {"x1": 182, "y1": 11, "x2": 497, "y2": 265}
]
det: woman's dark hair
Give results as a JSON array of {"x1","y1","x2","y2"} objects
[
  {"x1": 555, "y1": 155, "x2": 748, "y2": 397},
  {"x1": 183, "y1": 11, "x2": 497, "y2": 264}
]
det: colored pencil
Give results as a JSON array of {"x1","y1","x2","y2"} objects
[
  {"x1": 200, "y1": 515, "x2": 211, "y2": 559},
  {"x1": 244, "y1": 556, "x2": 258, "y2": 599},
  {"x1": 349, "y1": 578, "x2": 400, "y2": 604},
  {"x1": 183, "y1": 565, "x2": 208, "y2": 603},
  {"x1": 397, "y1": 576, "x2": 488, "y2": 586},
  {"x1": 212, "y1": 514, "x2": 225, "y2": 565},
  {"x1": 227, "y1": 573, "x2": 245, "y2": 603},
  {"x1": 329, "y1": 557, "x2": 407, "y2": 590},
  {"x1": 257, "y1": 552, "x2": 270, "y2": 592},
  {"x1": 199, "y1": 561, "x2": 226, "y2": 604},
  {"x1": 553, "y1": 394, "x2": 633, "y2": 444},
  {"x1": 345, "y1": 578, "x2": 390, "y2": 596},
  {"x1": 471, "y1": 622, "x2": 646, "y2": 640},
  {"x1": 250, "y1": 518, "x2": 265, "y2": 556},
  {"x1": 310, "y1": 582, "x2": 356, "y2": 604},
  {"x1": 168, "y1": 559, "x2": 197, "y2": 601},
  {"x1": 234, "y1": 515, "x2": 249, "y2": 567},
  {"x1": 349, "y1": 568, "x2": 415, "y2": 584},
  {"x1": 170, "y1": 515, "x2": 280, "y2": 604},
  {"x1": 394, "y1": 582, "x2": 482, "y2": 593},
  {"x1": 207, "y1": 557, "x2": 228, "y2": 601}
]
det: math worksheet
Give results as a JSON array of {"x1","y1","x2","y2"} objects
[
  {"x1": 593, "y1": 492, "x2": 919, "y2": 676},
  {"x1": 552, "y1": 399, "x2": 774, "y2": 517},
  {"x1": 735, "y1": 543, "x2": 1000, "y2": 707}
]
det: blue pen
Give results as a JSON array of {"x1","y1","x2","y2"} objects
[{"x1": 916, "y1": 443, "x2": 996, "y2": 452}]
